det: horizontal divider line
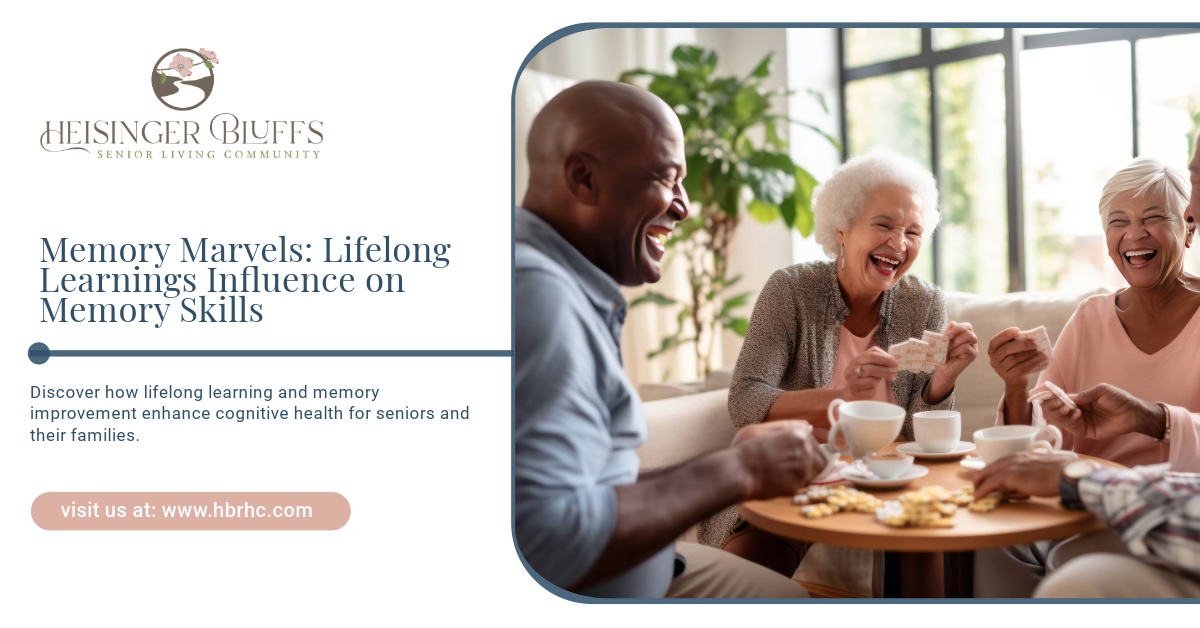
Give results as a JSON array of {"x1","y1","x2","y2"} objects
[{"x1": 27, "y1": 343, "x2": 510, "y2": 364}]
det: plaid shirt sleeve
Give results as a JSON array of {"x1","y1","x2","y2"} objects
[{"x1": 1079, "y1": 464, "x2": 1200, "y2": 579}]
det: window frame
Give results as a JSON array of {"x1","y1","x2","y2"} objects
[{"x1": 837, "y1": 26, "x2": 1200, "y2": 291}]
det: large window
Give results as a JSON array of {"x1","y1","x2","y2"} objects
[{"x1": 839, "y1": 28, "x2": 1200, "y2": 293}]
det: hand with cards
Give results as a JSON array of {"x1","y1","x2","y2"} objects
[
  {"x1": 840, "y1": 347, "x2": 900, "y2": 401},
  {"x1": 1042, "y1": 383, "x2": 1170, "y2": 441},
  {"x1": 887, "y1": 322, "x2": 979, "y2": 393},
  {"x1": 987, "y1": 325, "x2": 1054, "y2": 387}
]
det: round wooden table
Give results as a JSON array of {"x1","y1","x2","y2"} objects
[{"x1": 738, "y1": 444, "x2": 1121, "y2": 598}]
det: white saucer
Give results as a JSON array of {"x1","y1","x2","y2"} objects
[
  {"x1": 959, "y1": 458, "x2": 986, "y2": 470},
  {"x1": 840, "y1": 464, "x2": 928, "y2": 489},
  {"x1": 895, "y1": 441, "x2": 977, "y2": 460}
]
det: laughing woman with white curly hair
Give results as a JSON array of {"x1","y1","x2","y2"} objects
[{"x1": 696, "y1": 147, "x2": 980, "y2": 575}]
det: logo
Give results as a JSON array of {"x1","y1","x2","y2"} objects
[
  {"x1": 41, "y1": 47, "x2": 325, "y2": 159},
  {"x1": 151, "y1": 48, "x2": 219, "y2": 111}
]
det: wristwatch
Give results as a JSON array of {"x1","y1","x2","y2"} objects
[
  {"x1": 1153, "y1": 402, "x2": 1172, "y2": 444},
  {"x1": 1059, "y1": 459, "x2": 1097, "y2": 511}
]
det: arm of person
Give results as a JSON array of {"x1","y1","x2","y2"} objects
[
  {"x1": 1041, "y1": 386, "x2": 1200, "y2": 472},
  {"x1": 1078, "y1": 464, "x2": 1200, "y2": 576},
  {"x1": 763, "y1": 388, "x2": 844, "y2": 427},
  {"x1": 973, "y1": 453, "x2": 1200, "y2": 577},
  {"x1": 991, "y1": 308, "x2": 1081, "y2": 426},
  {"x1": 1163, "y1": 405, "x2": 1200, "y2": 473},
  {"x1": 918, "y1": 288, "x2": 956, "y2": 407},
  {"x1": 514, "y1": 269, "x2": 629, "y2": 591},
  {"x1": 727, "y1": 270, "x2": 803, "y2": 428},
  {"x1": 574, "y1": 421, "x2": 827, "y2": 590}
]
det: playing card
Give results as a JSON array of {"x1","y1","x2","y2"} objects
[
  {"x1": 1017, "y1": 325, "x2": 1053, "y2": 373},
  {"x1": 887, "y1": 339, "x2": 929, "y2": 373},
  {"x1": 1043, "y1": 381, "x2": 1077, "y2": 410},
  {"x1": 921, "y1": 330, "x2": 950, "y2": 372}
]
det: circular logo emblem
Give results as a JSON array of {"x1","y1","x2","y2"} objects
[{"x1": 151, "y1": 48, "x2": 218, "y2": 111}]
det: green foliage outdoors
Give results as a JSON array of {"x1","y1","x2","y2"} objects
[{"x1": 620, "y1": 45, "x2": 838, "y2": 377}]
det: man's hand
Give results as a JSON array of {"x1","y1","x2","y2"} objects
[
  {"x1": 840, "y1": 347, "x2": 898, "y2": 401},
  {"x1": 987, "y1": 327, "x2": 1049, "y2": 389},
  {"x1": 972, "y1": 451, "x2": 1076, "y2": 498},
  {"x1": 731, "y1": 420, "x2": 828, "y2": 501},
  {"x1": 1052, "y1": 383, "x2": 1167, "y2": 440}
]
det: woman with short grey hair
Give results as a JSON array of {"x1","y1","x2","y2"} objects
[
  {"x1": 698, "y1": 147, "x2": 980, "y2": 576},
  {"x1": 978, "y1": 156, "x2": 1200, "y2": 597}
]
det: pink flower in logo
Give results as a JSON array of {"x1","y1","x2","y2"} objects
[
  {"x1": 171, "y1": 54, "x2": 194, "y2": 77},
  {"x1": 199, "y1": 48, "x2": 219, "y2": 64}
]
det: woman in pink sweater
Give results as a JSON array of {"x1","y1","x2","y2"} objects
[
  {"x1": 989, "y1": 156, "x2": 1200, "y2": 471},
  {"x1": 976, "y1": 156, "x2": 1200, "y2": 597}
]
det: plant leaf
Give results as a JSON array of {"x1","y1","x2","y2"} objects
[
  {"x1": 806, "y1": 88, "x2": 829, "y2": 114},
  {"x1": 708, "y1": 158, "x2": 733, "y2": 205},
  {"x1": 647, "y1": 76, "x2": 691, "y2": 108},
  {"x1": 718, "y1": 291, "x2": 752, "y2": 320},
  {"x1": 728, "y1": 317, "x2": 750, "y2": 336},
  {"x1": 790, "y1": 118, "x2": 843, "y2": 152},
  {"x1": 671, "y1": 45, "x2": 718, "y2": 81},
  {"x1": 733, "y1": 86, "x2": 770, "y2": 127},
  {"x1": 648, "y1": 333, "x2": 695, "y2": 359},
  {"x1": 684, "y1": 152, "x2": 710, "y2": 202},
  {"x1": 747, "y1": 198, "x2": 780, "y2": 223},
  {"x1": 779, "y1": 194, "x2": 797, "y2": 229},
  {"x1": 748, "y1": 52, "x2": 774, "y2": 79},
  {"x1": 745, "y1": 166, "x2": 789, "y2": 206},
  {"x1": 204, "y1": 60, "x2": 213, "y2": 69},
  {"x1": 630, "y1": 291, "x2": 677, "y2": 308},
  {"x1": 792, "y1": 166, "x2": 818, "y2": 237},
  {"x1": 160, "y1": 72, "x2": 167, "y2": 84}
]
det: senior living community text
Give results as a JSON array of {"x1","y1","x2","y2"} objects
[{"x1": 37, "y1": 236, "x2": 453, "y2": 327}]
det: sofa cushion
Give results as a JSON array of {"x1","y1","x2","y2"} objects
[
  {"x1": 637, "y1": 389, "x2": 737, "y2": 472},
  {"x1": 943, "y1": 288, "x2": 1108, "y2": 439}
]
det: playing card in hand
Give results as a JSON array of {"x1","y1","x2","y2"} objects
[
  {"x1": 1017, "y1": 325, "x2": 1053, "y2": 374},
  {"x1": 921, "y1": 330, "x2": 950, "y2": 373},
  {"x1": 887, "y1": 339, "x2": 930, "y2": 373}
]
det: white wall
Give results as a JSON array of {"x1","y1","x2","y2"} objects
[{"x1": 787, "y1": 28, "x2": 844, "y2": 266}]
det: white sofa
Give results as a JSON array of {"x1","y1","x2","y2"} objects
[{"x1": 636, "y1": 287, "x2": 1107, "y2": 596}]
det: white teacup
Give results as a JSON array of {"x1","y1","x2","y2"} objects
[
  {"x1": 827, "y1": 399, "x2": 906, "y2": 459},
  {"x1": 973, "y1": 424, "x2": 1063, "y2": 463},
  {"x1": 865, "y1": 452, "x2": 914, "y2": 479},
  {"x1": 914, "y1": 411, "x2": 961, "y2": 454}
]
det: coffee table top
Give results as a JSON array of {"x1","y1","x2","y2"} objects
[{"x1": 737, "y1": 444, "x2": 1121, "y2": 552}]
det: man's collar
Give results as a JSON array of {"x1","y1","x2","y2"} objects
[{"x1": 516, "y1": 207, "x2": 626, "y2": 314}]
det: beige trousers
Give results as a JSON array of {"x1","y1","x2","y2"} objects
[
  {"x1": 666, "y1": 542, "x2": 809, "y2": 598},
  {"x1": 974, "y1": 529, "x2": 1129, "y2": 598},
  {"x1": 1036, "y1": 553, "x2": 1200, "y2": 598}
]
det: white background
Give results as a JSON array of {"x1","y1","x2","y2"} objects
[{"x1": 1, "y1": 1, "x2": 1195, "y2": 626}]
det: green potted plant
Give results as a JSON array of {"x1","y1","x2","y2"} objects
[{"x1": 620, "y1": 45, "x2": 839, "y2": 377}]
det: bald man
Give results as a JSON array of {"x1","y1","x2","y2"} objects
[{"x1": 515, "y1": 81, "x2": 825, "y2": 598}]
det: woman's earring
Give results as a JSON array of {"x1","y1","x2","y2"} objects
[{"x1": 840, "y1": 244, "x2": 845, "y2": 271}]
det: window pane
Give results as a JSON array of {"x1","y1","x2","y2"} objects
[
  {"x1": 1021, "y1": 28, "x2": 1087, "y2": 35},
  {"x1": 1021, "y1": 41, "x2": 1133, "y2": 293},
  {"x1": 844, "y1": 28, "x2": 921, "y2": 68},
  {"x1": 935, "y1": 54, "x2": 1009, "y2": 294},
  {"x1": 934, "y1": 28, "x2": 1003, "y2": 51},
  {"x1": 1136, "y1": 34, "x2": 1200, "y2": 167},
  {"x1": 1137, "y1": 33, "x2": 1200, "y2": 278},
  {"x1": 845, "y1": 69, "x2": 933, "y2": 281}
]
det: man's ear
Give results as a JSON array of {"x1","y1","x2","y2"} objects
[{"x1": 563, "y1": 153, "x2": 600, "y2": 206}]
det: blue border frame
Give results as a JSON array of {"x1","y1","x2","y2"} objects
[{"x1": 509, "y1": 22, "x2": 1200, "y2": 604}]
